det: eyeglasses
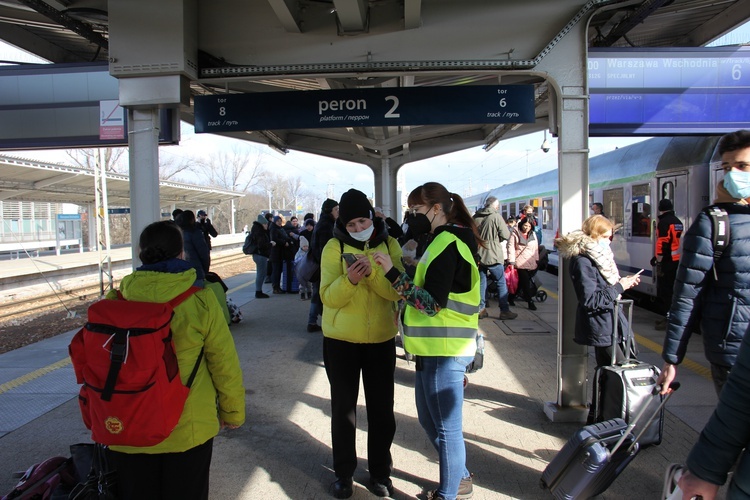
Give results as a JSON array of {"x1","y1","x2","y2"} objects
[{"x1": 408, "y1": 206, "x2": 423, "y2": 217}]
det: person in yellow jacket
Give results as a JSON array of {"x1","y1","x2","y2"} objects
[
  {"x1": 319, "y1": 189, "x2": 404, "y2": 499},
  {"x1": 106, "y1": 220, "x2": 245, "y2": 500},
  {"x1": 373, "y1": 182, "x2": 482, "y2": 500}
]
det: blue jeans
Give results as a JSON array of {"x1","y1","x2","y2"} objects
[
  {"x1": 415, "y1": 355, "x2": 473, "y2": 500},
  {"x1": 479, "y1": 264, "x2": 510, "y2": 312},
  {"x1": 251, "y1": 254, "x2": 268, "y2": 292}
]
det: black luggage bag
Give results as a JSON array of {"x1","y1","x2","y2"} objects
[
  {"x1": 593, "y1": 299, "x2": 664, "y2": 446},
  {"x1": 540, "y1": 382, "x2": 679, "y2": 499}
]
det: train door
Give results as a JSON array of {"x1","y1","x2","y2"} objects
[{"x1": 657, "y1": 174, "x2": 688, "y2": 227}]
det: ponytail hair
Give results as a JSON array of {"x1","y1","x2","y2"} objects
[{"x1": 407, "y1": 182, "x2": 484, "y2": 246}]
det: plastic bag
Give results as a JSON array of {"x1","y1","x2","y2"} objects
[{"x1": 505, "y1": 266, "x2": 519, "y2": 295}]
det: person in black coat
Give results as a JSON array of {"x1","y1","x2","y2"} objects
[
  {"x1": 176, "y1": 210, "x2": 211, "y2": 286},
  {"x1": 306, "y1": 198, "x2": 339, "y2": 332},
  {"x1": 249, "y1": 214, "x2": 273, "y2": 298},
  {"x1": 269, "y1": 215, "x2": 295, "y2": 294},
  {"x1": 196, "y1": 210, "x2": 218, "y2": 250},
  {"x1": 555, "y1": 215, "x2": 641, "y2": 420}
]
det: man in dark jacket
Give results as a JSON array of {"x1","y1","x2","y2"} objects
[
  {"x1": 659, "y1": 129, "x2": 750, "y2": 396},
  {"x1": 473, "y1": 196, "x2": 517, "y2": 320},
  {"x1": 306, "y1": 198, "x2": 339, "y2": 332},
  {"x1": 677, "y1": 323, "x2": 750, "y2": 499},
  {"x1": 196, "y1": 210, "x2": 218, "y2": 250},
  {"x1": 374, "y1": 207, "x2": 404, "y2": 240},
  {"x1": 653, "y1": 198, "x2": 683, "y2": 330}
]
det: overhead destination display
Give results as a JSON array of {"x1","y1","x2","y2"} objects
[
  {"x1": 194, "y1": 85, "x2": 535, "y2": 133},
  {"x1": 589, "y1": 47, "x2": 750, "y2": 135}
]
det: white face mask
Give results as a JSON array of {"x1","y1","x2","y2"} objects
[{"x1": 348, "y1": 224, "x2": 375, "y2": 242}]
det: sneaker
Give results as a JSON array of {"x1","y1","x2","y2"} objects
[
  {"x1": 427, "y1": 491, "x2": 445, "y2": 500},
  {"x1": 499, "y1": 311, "x2": 518, "y2": 320},
  {"x1": 528, "y1": 301, "x2": 537, "y2": 311},
  {"x1": 255, "y1": 291, "x2": 270, "y2": 299},
  {"x1": 458, "y1": 474, "x2": 474, "y2": 499},
  {"x1": 369, "y1": 477, "x2": 394, "y2": 497},
  {"x1": 307, "y1": 323, "x2": 322, "y2": 332},
  {"x1": 478, "y1": 309, "x2": 489, "y2": 319}
]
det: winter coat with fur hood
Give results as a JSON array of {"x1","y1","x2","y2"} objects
[{"x1": 555, "y1": 231, "x2": 629, "y2": 348}]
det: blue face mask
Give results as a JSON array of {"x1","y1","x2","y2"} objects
[{"x1": 724, "y1": 170, "x2": 750, "y2": 200}]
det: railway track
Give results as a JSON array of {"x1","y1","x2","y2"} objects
[{"x1": 0, "y1": 252, "x2": 250, "y2": 323}]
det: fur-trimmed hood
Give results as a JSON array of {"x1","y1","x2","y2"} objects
[{"x1": 554, "y1": 230, "x2": 595, "y2": 259}]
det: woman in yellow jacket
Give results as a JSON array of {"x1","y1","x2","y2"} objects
[
  {"x1": 107, "y1": 220, "x2": 245, "y2": 500},
  {"x1": 319, "y1": 189, "x2": 404, "y2": 499},
  {"x1": 374, "y1": 182, "x2": 481, "y2": 500}
]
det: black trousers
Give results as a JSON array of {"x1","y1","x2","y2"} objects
[
  {"x1": 657, "y1": 259, "x2": 679, "y2": 316},
  {"x1": 109, "y1": 438, "x2": 213, "y2": 500},
  {"x1": 323, "y1": 336, "x2": 396, "y2": 480}
]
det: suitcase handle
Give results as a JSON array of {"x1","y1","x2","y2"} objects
[
  {"x1": 611, "y1": 299, "x2": 635, "y2": 365},
  {"x1": 610, "y1": 381, "x2": 680, "y2": 456}
]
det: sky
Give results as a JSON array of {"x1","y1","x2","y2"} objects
[{"x1": 2, "y1": 19, "x2": 749, "y2": 207}]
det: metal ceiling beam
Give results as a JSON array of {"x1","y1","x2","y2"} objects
[
  {"x1": 332, "y1": 0, "x2": 367, "y2": 33},
  {"x1": 592, "y1": 0, "x2": 671, "y2": 47},
  {"x1": 17, "y1": 0, "x2": 108, "y2": 49},
  {"x1": 677, "y1": 1, "x2": 750, "y2": 46},
  {"x1": 266, "y1": 0, "x2": 301, "y2": 33},
  {"x1": 404, "y1": 0, "x2": 421, "y2": 29}
]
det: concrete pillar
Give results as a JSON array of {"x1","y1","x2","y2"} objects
[
  {"x1": 534, "y1": 10, "x2": 591, "y2": 423},
  {"x1": 127, "y1": 108, "x2": 161, "y2": 267}
]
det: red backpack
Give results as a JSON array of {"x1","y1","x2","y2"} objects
[{"x1": 69, "y1": 287, "x2": 202, "y2": 447}]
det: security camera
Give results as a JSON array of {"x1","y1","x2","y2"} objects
[{"x1": 541, "y1": 130, "x2": 551, "y2": 153}]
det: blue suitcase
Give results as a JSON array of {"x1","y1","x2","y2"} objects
[{"x1": 540, "y1": 383, "x2": 679, "y2": 499}]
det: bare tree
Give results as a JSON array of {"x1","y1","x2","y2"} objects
[
  {"x1": 66, "y1": 147, "x2": 127, "y2": 173},
  {"x1": 195, "y1": 145, "x2": 267, "y2": 233}
]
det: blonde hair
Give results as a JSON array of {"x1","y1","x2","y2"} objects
[{"x1": 581, "y1": 214, "x2": 614, "y2": 239}]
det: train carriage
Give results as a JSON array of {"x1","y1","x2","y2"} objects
[{"x1": 465, "y1": 136, "x2": 722, "y2": 299}]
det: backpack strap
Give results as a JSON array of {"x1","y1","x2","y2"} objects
[
  {"x1": 102, "y1": 286, "x2": 202, "y2": 400},
  {"x1": 704, "y1": 205, "x2": 731, "y2": 280}
]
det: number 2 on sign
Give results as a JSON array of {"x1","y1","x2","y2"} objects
[{"x1": 385, "y1": 96, "x2": 400, "y2": 118}]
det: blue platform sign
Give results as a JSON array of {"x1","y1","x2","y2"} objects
[
  {"x1": 194, "y1": 85, "x2": 535, "y2": 132},
  {"x1": 589, "y1": 47, "x2": 750, "y2": 135}
]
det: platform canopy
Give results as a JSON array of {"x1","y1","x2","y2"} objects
[
  {"x1": 0, "y1": 155, "x2": 243, "y2": 207},
  {"x1": 0, "y1": 0, "x2": 748, "y2": 168}
]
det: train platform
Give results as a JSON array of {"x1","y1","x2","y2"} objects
[{"x1": 0, "y1": 270, "x2": 726, "y2": 499}]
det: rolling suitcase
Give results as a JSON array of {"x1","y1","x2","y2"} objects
[
  {"x1": 593, "y1": 299, "x2": 664, "y2": 446},
  {"x1": 540, "y1": 382, "x2": 679, "y2": 499}
]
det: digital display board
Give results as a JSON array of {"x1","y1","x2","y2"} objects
[
  {"x1": 589, "y1": 47, "x2": 750, "y2": 135},
  {"x1": 194, "y1": 85, "x2": 535, "y2": 133}
]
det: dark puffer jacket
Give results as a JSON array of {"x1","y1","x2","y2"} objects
[
  {"x1": 686, "y1": 315, "x2": 750, "y2": 495},
  {"x1": 662, "y1": 203, "x2": 750, "y2": 369}
]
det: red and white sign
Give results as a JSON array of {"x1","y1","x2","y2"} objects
[{"x1": 99, "y1": 100, "x2": 124, "y2": 140}]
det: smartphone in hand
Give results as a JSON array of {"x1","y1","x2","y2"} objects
[
  {"x1": 635, "y1": 269, "x2": 645, "y2": 276},
  {"x1": 342, "y1": 253, "x2": 358, "y2": 266}
]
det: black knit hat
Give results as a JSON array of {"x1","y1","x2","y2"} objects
[
  {"x1": 338, "y1": 189, "x2": 373, "y2": 223},
  {"x1": 658, "y1": 199, "x2": 673, "y2": 211},
  {"x1": 321, "y1": 198, "x2": 339, "y2": 214}
]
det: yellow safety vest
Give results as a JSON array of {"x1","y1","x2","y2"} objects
[{"x1": 403, "y1": 231, "x2": 479, "y2": 356}]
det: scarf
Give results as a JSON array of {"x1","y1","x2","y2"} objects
[{"x1": 584, "y1": 240, "x2": 620, "y2": 286}]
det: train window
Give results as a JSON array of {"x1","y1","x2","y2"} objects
[
  {"x1": 603, "y1": 188, "x2": 623, "y2": 227},
  {"x1": 631, "y1": 183, "x2": 651, "y2": 237},
  {"x1": 501, "y1": 206, "x2": 508, "y2": 220},
  {"x1": 542, "y1": 198, "x2": 553, "y2": 230}
]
